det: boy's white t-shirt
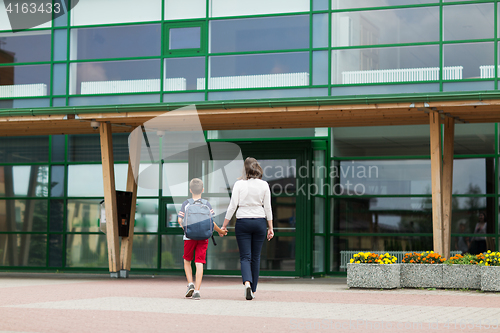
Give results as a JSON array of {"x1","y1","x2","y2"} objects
[{"x1": 224, "y1": 179, "x2": 273, "y2": 220}]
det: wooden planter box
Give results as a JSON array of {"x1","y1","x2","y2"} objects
[
  {"x1": 481, "y1": 266, "x2": 500, "y2": 292},
  {"x1": 400, "y1": 264, "x2": 443, "y2": 288},
  {"x1": 347, "y1": 263, "x2": 400, "y2": 289},
  {"x1": 442, "y1": 264, "x2": 480, "y2": 290}
]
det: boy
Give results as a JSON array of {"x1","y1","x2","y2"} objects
[{"x1": 178, "y1": 178, "x2": 226, "y2": 300}]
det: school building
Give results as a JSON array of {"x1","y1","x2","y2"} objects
[{"x1": 1, "y1": 0, "x2": 500, "y2": 277}]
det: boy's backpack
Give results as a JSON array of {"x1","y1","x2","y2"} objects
[{"x1": 183, "y1": 198, "x2": 216, "y2": 245}]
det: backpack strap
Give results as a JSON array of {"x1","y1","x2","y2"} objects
[{"x1": 211, "y1": 234, "x2": 217, "y2": 246}]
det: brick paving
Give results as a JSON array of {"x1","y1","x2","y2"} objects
[{"x1": 0, "y1": 273, "x2": 499, "y2": 333}]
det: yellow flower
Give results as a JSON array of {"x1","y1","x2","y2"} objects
[
  {"x1": 350, "y1": 259, "x2": 354, "y2": 263},
  {"x1": 356, "y1": 261, "x2": 360, "y2": 264},
  {"x1": 487, "y1": 250, "x2": 491, "y2": 253}
]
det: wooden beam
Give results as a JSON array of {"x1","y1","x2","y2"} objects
[
  {"x1": 429, "y1": 111, "x2": 444, "y2": 255},
  {"x1": 442, "y1": 116, "x2": 454, "y2": 259},
  {"x1": 100, "y1": 122, "x2": 120, "y2": 274},
  {"x1": 120, "y1": 129, "x2": 141, "y2": 273}
]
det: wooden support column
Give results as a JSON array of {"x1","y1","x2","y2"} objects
[
  {"x1": 442, "y1": 117, "x2": 455, "y2": 259},
  {"x1": 100, "y1": 122, "x2": 120, "y2": 275},
  {"x1": 119, "y1": 129, "x2": 141, "y2": 277},
  {"x1": 429, "y1": 111, "x2": 444, "y2": 255}
]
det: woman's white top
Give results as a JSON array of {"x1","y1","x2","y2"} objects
[{"x1": 224, "y1": 179, "x2": 273, "y2": 220}]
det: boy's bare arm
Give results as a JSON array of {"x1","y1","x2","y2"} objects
[
  {"x1": 178, "y1": 217, "x2": 183, "y2": 230},
  {"x1": 213, "y1": 222, "x2": 227, "y2": 235}
]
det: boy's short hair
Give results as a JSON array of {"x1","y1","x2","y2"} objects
[{"x1": 189, "y1": 178, "x2": 204, "y2": 195}]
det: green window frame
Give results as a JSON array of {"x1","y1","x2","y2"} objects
[{"x1": 163, "y1": 21, "x2": 207, "y2": 56}]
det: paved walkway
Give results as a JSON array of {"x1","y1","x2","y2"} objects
[{"x1": 1, "y1": 273, "x2": 500, "y2": 332}]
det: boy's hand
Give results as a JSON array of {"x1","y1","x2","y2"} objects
[{"x1": 218, "y1": 229, "x2": 227, "y2": 237}]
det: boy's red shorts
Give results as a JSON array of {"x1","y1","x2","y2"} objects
[{"x1": 183, "y1": 239, "x2": 209, "y2": 264}]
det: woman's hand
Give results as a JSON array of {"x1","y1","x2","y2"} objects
[
  {"x1": 267, "y1": 228, "x2": 274, "y2": 241},
  {"x1": 218, "y1": 229, "x2": 227, "y2": 237}
]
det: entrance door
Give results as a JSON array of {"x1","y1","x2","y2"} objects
[{"x1": 161, "y1": 141, "x2": 309, "y2": 276}]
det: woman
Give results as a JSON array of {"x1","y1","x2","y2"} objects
[
  {"x1": 222, "y1": 157, "x2": 274, "y2": 300},
  {"x1": 469, "y1": 212, "x2": 487, "y2": 254}
]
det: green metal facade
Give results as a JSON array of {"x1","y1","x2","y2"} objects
[{"x1": 1, "y1": 0, "x2": 500, "y2": 276}]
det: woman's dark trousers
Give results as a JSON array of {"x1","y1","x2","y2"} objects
[{"x1": 235, "y1": 218, "x2": 267, "y2": 293}]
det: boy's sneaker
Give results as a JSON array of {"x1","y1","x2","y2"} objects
[
  {"x1": 192, "y1": 291, "x2": 201, "y2": 300},
  {"x1": 185, "y1": 283, "x2": 195, "y2": 298},
  {"x1": 245, "y1": 285, "x2": 253, "y2": 300}
]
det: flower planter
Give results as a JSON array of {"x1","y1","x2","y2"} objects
[
  {"x1": 347, "y1": 263, "x2": 400, "y2": 289},
  {"x1": 481, "y1": 266, "x2": 500, "y2": 292},
  {"x1": 400, "y1": 264, "x2": 443, "y2": 288},
  {"x1": 442, "y1": 265, "x2": 480, "y2": 290}
]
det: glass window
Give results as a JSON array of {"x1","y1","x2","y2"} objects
[
  {"x1": 169, "y1": 27, "x2": 200, "y2": 50},
  {"x1": 332, "y1": 125, "x2": 430, "y2": 157},
  {"x1": 0, "y1": 165, "x2": 49, "y2": 197},
  {"x1": 313, "y1": 236, "x2": 324, "y2": 272},
  {"x1": 210, "y1": 15, "x2": 309, "y2": 53},
  {"x1": 314, "y1": 197, "x2": 325, "y2": 233},
  {"x1": 443, "y1": 3, "x2": 494, "y2": 41},
  {"x1": 67, "y1": 164, "x2": 128, "y2": 197},
  {"x1": 0, "y1": 199, "x2": 47, "y2": 231},
  {"x1": 313, "y1": 51, "x2": 328, "y2": 85},
  {"x1": 334, "y1": 160, "x2": 431, "y2": 195},
  {"x1": 331, "y1": 197, "x2": 432, "y2": 233},
  {"x1": 332, "y1": 0, "x2": 437, "y2": 10},
  {"x1": 455, "y1": 123, "x2": 495, "y2": 155},
  {"x1": 272, "y1": 196, "x2": 296, "y2": 232},
  {"x1": 332, "y1": 7, "x2": 439, "y2": 47},
  {"x1": 208, "y1": 88, "x2": 328, "y2": 100},
  {"x1": 332, "y1": 45, "x2": 440, "y2": 85},
  {"x1": 0, "y1": 234, "x2": 46, "y2": 267},
  {"x1": 69, "y1": 60, "x2": 161, "y2": 95},
  {"x1": 51, "y1": 165, "x2": 65, "y2": 197},
  {"x1": 67, "y1": 199, "x2": 101, "y2": 232},
  {"x1": 52, "y1": 63, "x2": 66, "y2": 95},
  {"x1": 260, "y1": 159, "x2": 297, "y2": 195},
  {"x1": 50, "y1": 199, "x2": 64, "y2": 232},
  {"x1": 68, "y1": 133, "x2": 129, "y2": 162},
  {"x1": 165, "y1": 202, "x2": 181, "y2": 228},
  {"x1": 313, "y1": 0, "x2": 329, "y2": 11},
  {"x1": 0, "y1": 136, "x2": 49, "y2": 163},
  {"x1": 162, "y1": 163, "x2": 189, "y2": 197},
  {"x1": 137, "y1": 163, "x2": 160, "y2": 197},
  {"x1": 135, "y1": 199, "x2": 159, "y2": 232},
  {"x1": 71, "y1": 0, "x2": 162, "y2": 26},
  {"x1": 53, "y1": 29, "x2": 67, "y2": 61},
  {"x1": 210, "y1": 0, "x2": 309, "y2": 17},
  {"x1": 161, "y1": 234, "x2": 186, "y2": 269},
  {"x1": 0, "y1": 64, "x2": 51, "y2": 98},
  {"x1": 453, "y1": 158, "x2": 495, "y2": 195},
  {"x1": 443, "y1": 42, "x2": 494, "y2": 80},
  {"x1": 313, "y1": 14, "x2": 328, "y2": 48},
  {"x1": 131, "y1": 235, "x2": 158, "y2": 268},
  {"x1": 165, "y1": 0, "x2": 206, "y2": 20},
  {"x1": 70, "y1": 24, "x2": 161, "y2": 60},
  {"x1": 66, "y1": 234, "x2": 108, "y2": 268},
  {"x1": 209, "y1": 52, "x2": 309, "y2": 89},
  {"x1": 69, "y1": 94, "x2": 160, "y2": 106},
  {"x1": 0, "y1": 31, "x2": 51, "y2": 63},
  {"x1": 48, "y1": 234, "x2": 63, "y2": 267},
  {"x1": 164, "y1": 57, "x2": 204, "y2": 91},
  {"x1": 207, "y1": 128, "x2": 321, "y2": 139}
]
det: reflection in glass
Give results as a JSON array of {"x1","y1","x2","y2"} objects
[
  {"x1": 0, "y1": 234, "x2": 46, "y2": 267},
  {"x1": 332, "y1": 125, "x2": 430, "y2": 157},
  {"x1": 454, "y1": 123, "x2": 495, "y2": 155},
  {"x1": 331, "y1": 235, "x2": 433, "y2": 271},
  {"x1": 272, "y1": 196, "x2": 296, "y2": 232},
  {"x1": 164, "y1": 57, "x2": 204, "y2": 91},
  {"x1": 0, "y1": 31, "x2": 51, "y2": 64},
  {"x1": 335, "y1": 160, "x2": 431, "y2": 195},
  {"x1": 69, "y1": 60, "x2": 161, "y2": 95},
  {"x1": 207, "y1": 128, "x2": 321, "y2": 139},
  {"x1": 332, "y1": 0, "x2": 437, "y2": 10},
  {"x1": 49, "y1": 234, "x2": 63, "y2": 267},
  {"x1": 0, "y1": 199, "x2": 47, "y2": 232},
  {"x1": 453, "y1": 158, "x2": 494, "y2": 195},
  {"x1": 313, "y1": 0, "x2": 329, "y2": 11},
  {"x1": 136, "y1": 199, "x2": 159, "y2": 232},
  {"x1": 260, "y1": 159, "x2": 296, "y2": 195},
  {"x1": 443, "y1": 4, "x2": 494, "y2": 41},
  {"x1": 165, "y1": 202, "x2": 182, "y2": 229},
  {"x1": 332, "y1": 197, "x2": 432, "y2": 233},
  {"x1": 169, "y1": 27, "x2": 200, "y2": 50},
  {"x1": 67, "y1": 199, "x2": 101, "y2": 232},
  {"x1": 208, "y1": 52, "x2": 309, "y2": 89},
  {"x1": 132, "y1": 235, "x2": 158, "y2": 268},
  {"x1": 210, "y1": 0, "x2": 309, "y2": 17},
  {"x1": 0, "y1": 64, "x2": 51, "y2": 98},
  {"x1": 51, "y1": 165, "x2": 65, "y2": 197},
  {"x1": 313, "y1": 236, "x2": 324, "y2": 273},
  {"x1": 66, "y1": 234, "x2": 107, "y2": 268},
  {"x1": 53, "y1": 29, "x2": 67, "y2": 61},
  {"x1": 210, "y1": 15, "x2": 309, "y2": 53},
  {"x1": 314, "y1": 197, "x2": 324, "y2": 233},
  {"x1": 314, "y1": 151, "x2": 326, "y2": 195},
  {"x1": 50, "y1": 199, "x2": 64, "y2": 232},
  {"x1": 52, "y1": 63, "x2": 67, "y2": 95},
  {"x1": 0, "y1": 136, "x2": 49, "y2": 163},
  {"x1": 67, "y1": 164, "x2": 127, "y2": 197},
  {"x1": 332, "y1": 7, "x2": 439, "y2": 47},
  {"x1": 162, "y1": 163, "x2": 188, "y2": 197},
  {"x1": 161, "y1": 234, "x2": 184, "y2": 269},
  {"x1": 332, "y1": 46, "x2": 439, "y2": 85},
  {"x1": 443, "y1": 42, "x2": 494, "y2": 80},
  {"x1": 51, "y1": 135, "x2": 65, "y2": 163},
  {"x1": 0, "y1": 166, "x2": 49, "y2": 197},
  {"x1": 70, "y1": 24, "x2": 161, "y2": 60},
  {"x1": 68, "y1": 133, "x2": 129, "y2": 162},
  {"x1": 313, "y1": 51, "x2": 328, "y2": 85}
]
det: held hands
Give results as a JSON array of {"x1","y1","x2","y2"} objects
[{"x1": 218, "y1": 229, "x2": 227, "y2": 237}]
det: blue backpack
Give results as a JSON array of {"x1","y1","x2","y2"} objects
[{"x1": 183, "y1": 199, "x2": 216, "y2": 245}]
